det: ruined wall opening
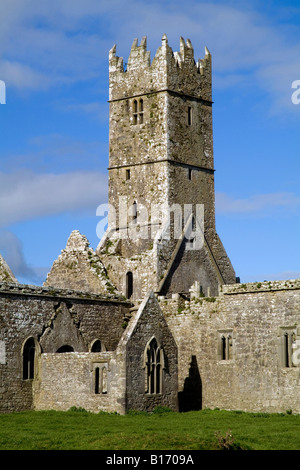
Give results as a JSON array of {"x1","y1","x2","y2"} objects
[
  {"x1": 94, "y1": 364, "x2": 108, "y2": 395},
  {"x1": 56, "y1": 345, "x2": 74, "y2": 353},
  {"x1": 126, "y1": 271, "x2": 133, "y2": 299},
  {"x1": 22, "y1": 337, "x2": 35, "y2": 380},
  {"x1": 91, "y1": 339, "x2": 102, "y2": 352}
]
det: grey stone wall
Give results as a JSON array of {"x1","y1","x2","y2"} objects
[
  {"x1": 34, "y1": 351, "x2": 126, "y2": 414},
  {"x1": 0, "y1": 282, "x2": 130, "y2": 413},
  {"x1": 161, "y1": 279, "x2": 300, "y2": 413},
  {"x1": 118, "y1": 293, "x2": 178, "y2": 412}
]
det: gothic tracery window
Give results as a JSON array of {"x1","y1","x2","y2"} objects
[{"x1": 144, "y1": 338, "x2": 164, "y2": 394}]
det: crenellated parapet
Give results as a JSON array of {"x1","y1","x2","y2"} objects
[{"x1": 108, "y1": 35, "x2": 212, "y2": 101}]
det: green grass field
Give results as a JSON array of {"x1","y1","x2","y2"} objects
[{"x1": 0, "y1": 407, "x2": 299, "y2": 450}]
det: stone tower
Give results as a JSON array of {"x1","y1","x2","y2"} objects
[{"x1": 97, "y1": 35, "x2": 236, "y2": 300}]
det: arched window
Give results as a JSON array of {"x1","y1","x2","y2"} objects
[
  {"x1": 23, "y1": 337, "x2": 35, "y2": 380},
  {"x1": 126, "y1": 271, "x2": 133, "y2": 299},
  {"x1": 56, "y1": 345, "x2": 74, "y2": 353},
  {"x1": 139, "y1": 99, "x2": 144, "y2": 124},
  {"x1": 91, "y1": 339, "x2": 102, "y2": 352},
  {"x1": 144, "y1": 338, "x2": 164, "y2": 394}
]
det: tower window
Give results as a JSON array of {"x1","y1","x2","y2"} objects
[
  {"x1": 188, "y1": 168, "x2": 192, "y2": 180},
  {"x1": 23, "y1": 337, "x2": 35, "y2": 380},
  {"x1": 139, "y1": 99, "x2": 144, "y2": 124},
  {"x1": 126, "y1": 169, "x2": 130, "y2": 180},
  {"x1": 133, "y1": 99, "x2": 138, "y2": 124},
  {"x1": 131, "y1": 201, "x2": 137, "y2": 224},
  {"x1": 132, "y1": 99, "x2": 144, "y2": 125},
  {"x1": 187, "y1": 106, "x2": 192, "y2": 125},
  {"x1": 126, "y1": 271, "x2": 133, "y2": 299}
]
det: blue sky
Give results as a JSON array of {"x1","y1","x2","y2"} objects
[{"x1": 0, "y1": 0, "x2": 299, "y2": 285}]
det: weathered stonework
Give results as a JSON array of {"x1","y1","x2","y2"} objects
[
  {"x1": 1, "y1": 36, "x2": 300, "y2": 417},
  {"x1": 44, "y1": 230, "x2": 118, "y2": 295},
  {"x1": 0, "y1": 254, "x2": 18, "y2": 283},
  {"x1": 97, "y1": 35, "x2": 236, "y2": 301},
  {"x1": 161, "y1": 280, "x2": 300, "y2": 413}
]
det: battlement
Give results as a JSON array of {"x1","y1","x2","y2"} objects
[
  {"x1": 221, "y1": 278, "x2": 300, "y2": 295},
  {"x1": 109, "y1": 35, "x2": 212, "y2": 101}
]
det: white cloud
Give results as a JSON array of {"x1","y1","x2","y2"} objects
[
  {"x1": 0, "y1": 170, "x2": 108, "y2": 226},
  {"x1": 0, "y1": 229, "x2": 42, "y2": 283},
  {"x1": 216, "y1": 191, "x2": 300, "y2": 215},
  {"x1": 0, "y1": 0, "x2": 299, "y2": 112}
]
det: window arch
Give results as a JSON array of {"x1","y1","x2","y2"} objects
[
  {"x1": 144, "y1": 337, "x2": 164, "y2": 394},
  {"x1": 91, "y1": 339, "x2": 106, "y2": 352},
  {"x1": 56, "y1": 345, "x2": 74, "y2": 353},
  {"x1": 22, "y1": 337, "x2": 35, "y2": 380}
]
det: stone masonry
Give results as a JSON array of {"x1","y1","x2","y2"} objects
[{"x1": 0, "y1": 36, "x2": 300, "y2": 415}]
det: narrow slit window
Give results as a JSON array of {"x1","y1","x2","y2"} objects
[
  {"x1": 126, "y1": 271, "x2": 133, "y2": 299},
  {"x1": 188, "y1": 106, "x2": 192, "y2": 125},
  {"x1": 139, "y1": 99, "x2": 144, "y2": 124},
  {"x1": 131, "y1": 201, "x2": 137, "y2": 224},
  {"x1": 188, "y1": 168, "x2": 192, "y2": 180},
  {"x1": 95, "y1": 367, "x2": 100, "y2": 394},
  {"x1": 126, "y1": 169, "x2": 130, "y2": 180},
  {"x1": 133, "y1": 99, "x2": 138, "y2": 125}
]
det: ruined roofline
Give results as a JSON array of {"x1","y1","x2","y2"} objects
[
  {"x1": 221, "y1": 278, "x2": 300, "y2": 295},
  {"x1": 0, "y1": 281, "x2": 131, "y2": 304},
  {"x1": 109, "y1": 34, "x2": 211, "y2": 75}
]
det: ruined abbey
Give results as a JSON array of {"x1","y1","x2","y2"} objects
[{"x1": 1, "y1": 36, "x2": 300, "y2": 415}]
